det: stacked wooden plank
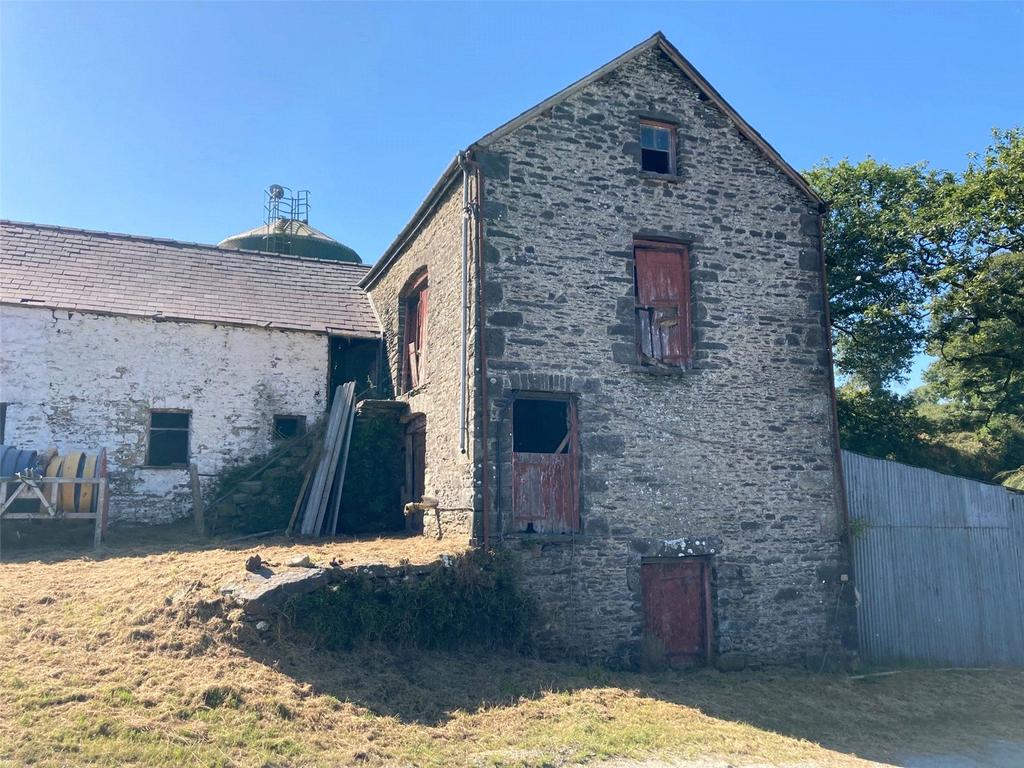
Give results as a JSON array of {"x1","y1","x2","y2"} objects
[{"x1": 291, "y1": 382, "x2": 357, "y2": 537}]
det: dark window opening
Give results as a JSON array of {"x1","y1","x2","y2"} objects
[
  {"x1": 273, "y1": 414, "x2": 306, "y2": 440},
  {"x1": 329, "y1": 336, "x2": 382, "y2": 407},
  {"x1": 402, "y1": 273, "x2": 429, "y2": 393},
  {"x1": 513, "y1": 399, "x2": 570, "y2": 454},
  {"x1": 0, "y1": 403, "x2": 6, "y2": 444},
  {"x1": 640, "y1": 121, "x2": 675, "y2": 175},
  {"x1": 634, "y1": 242, "x2": 692, "y2": 367},
  {"x1": 147, "y1": 410, "x2": 190, "y2": 467}
]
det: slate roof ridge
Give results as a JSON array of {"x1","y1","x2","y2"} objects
[
  {"x1": 1, "y1": 219, "x2": 380, "y2": 337},
  {"x1": 0, "y1": 219, "x2": 370, "y2": 273}
]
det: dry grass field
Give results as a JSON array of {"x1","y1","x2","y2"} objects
[{"x1": 1, "y1": 523, "x2": 1022, "y2": 767}]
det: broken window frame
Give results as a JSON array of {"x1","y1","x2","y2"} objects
[
  {"x1": 401, "y1": 271, "x2": 429, "y2": 393},
  {"x1": 510, "y1": 394, "x2": 581, "y2": 534},
  {"x1": 145, "y1": 409, "x2": 191, "y2": 468},
  {"x1": 633, "y1": 240, "x2": 693, "y2": 368},
  {"x1": 639, "y1": 119, "x2": 677, "y2": 175},
  {"x1": 272, "y1": 414, "x2": 307, "y2": 441}
]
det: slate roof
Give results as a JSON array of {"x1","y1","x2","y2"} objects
[{"x1": 0, "y1": 220, "x2": 380, "y2": 337}]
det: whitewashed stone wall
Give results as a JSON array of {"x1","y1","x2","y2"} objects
[{"x1": 0, "y1": 305, "x2": 328, "y2": 523}]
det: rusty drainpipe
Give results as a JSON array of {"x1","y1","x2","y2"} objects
[
  {"x1": 463, "y1": 150, "x2": 491, "y2": 549},
  {"x1": 817, "y1": 203, "x2": 850, "y2": 535}
]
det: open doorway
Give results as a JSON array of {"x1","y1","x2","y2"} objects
[
  {"x1": 328, "y1": 336, "x2": 381, "y2": 407},
  {"x1": 511, "y1": 396, "x2": 579, "y2": 534}
]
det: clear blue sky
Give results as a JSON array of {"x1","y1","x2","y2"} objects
[{"x1": 3, "y1": 2, "x2": 1022, "y2": 384}]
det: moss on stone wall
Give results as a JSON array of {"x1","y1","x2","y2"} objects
[{"x1": 207, "y1": 429, "x2": 321, "y2": 536}]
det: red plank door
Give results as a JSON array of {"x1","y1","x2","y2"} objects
[
  {"x1": 634, "y1": 244, "x2": 691, "y2": 366},
  {"x1": 511, "y1": 453, "x2": 579, "y2": 534},
  {"x1": 641, "y1": 559, "x2": 711, "y2": 665}
]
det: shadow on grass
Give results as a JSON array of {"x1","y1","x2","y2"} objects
[
  {"x1": 237, "y1": 637, "x2": 1024, "y2": 765},
  {"x1": 0, "y1": 519, "x2": 411, "y2": 565}
]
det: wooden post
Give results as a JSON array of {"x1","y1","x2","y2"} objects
[
  {"x1": 93, "y1": 478, "x2": 106, "y2": 551},
  {"x1": 189, "y1": 463, "x2": 205, "y2": 537}
]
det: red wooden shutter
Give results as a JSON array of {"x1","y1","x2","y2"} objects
[
  {"x1": 415, "y1": 287, "x2": 428, "y2": 382},
  {"x1": 634, "y1": 245, "x2": 691, "y2": 365}
]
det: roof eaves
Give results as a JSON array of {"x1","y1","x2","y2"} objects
[
  {"x1": 474, "y1": 32, "x2": 663, "y2": 148},
  {"x1": 651, "y1": 35, "x2": 824, "y2": 207},
  {"x1": 359, "y1": 155, "x2": 462, "y2": 289},
  {"x1": 0, "y1": 300, "x2": 346, "y2": 336}
]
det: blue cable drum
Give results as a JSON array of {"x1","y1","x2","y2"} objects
[{"x1": 0, "y1": 446, "x2": 39, "y2": 477}]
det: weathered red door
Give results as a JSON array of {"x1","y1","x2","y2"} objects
[
  {"x1": 641, "y1": 559, "x2": 711, "y2": 665},
  {"x1": 634, "y1": 244, "x2": 691, "y2": 366},
  {"x1": 512, "y1": 453, "x2": 578, "y2": 533},
  {"x1": 511, "y1": 398, "x2": 579, "y2": 534}
]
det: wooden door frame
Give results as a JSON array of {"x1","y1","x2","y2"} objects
[{"x1": 640, "y1": 555, "x2": 714, "y2": 665}]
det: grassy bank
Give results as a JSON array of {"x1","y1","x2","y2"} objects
[{"x1": 1, "y1": 529, "x2": 1022, "y2": 767}]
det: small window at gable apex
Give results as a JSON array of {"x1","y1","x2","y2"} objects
[{"x1": 639, "y1": 120, "x2": 676, "y2": 175}]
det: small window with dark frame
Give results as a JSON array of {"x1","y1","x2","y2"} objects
[
  {"x1": 402, "y1": 273, "x2": 429, "y2": 393},
  {"x1": 0, "y1": 403, "x2": 7, "y2": 444},
  {"x1": 640, "y1": 120, "x2": 676, "y2": 175},
  {"x1": 634, "y1": 241, "x2": 692, "y2": 367},
  {"x1": 273, "y1": 414, "x2": 306, "y2": 440},
  {"x1": 147, "y1": 410, "x2": 190, "y2": 467}
]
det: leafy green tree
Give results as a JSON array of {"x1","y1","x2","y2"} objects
[
  {"x1": 924, "y1": 130, "x2": 1024, "y2": 425},
  {"x1": 805, "y1": 160, "x2": 948, "y2": 390},
  {"x1": 926, "y1": 251, "x2": 1024, "y2": 424},
  {"x1": 810, "y1": 129, "x2": 1024, "y2": 485}
]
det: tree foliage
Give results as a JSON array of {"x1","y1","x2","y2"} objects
[{"x1": 810, "y1": 129, "x2": 1024, "y2": 484}]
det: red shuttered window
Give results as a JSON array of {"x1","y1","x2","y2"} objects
[
  {"x1": 633, "y1": 242, "x2": 691, "y2": 367},
  {"x1": 402, "y1": 273, "x2": 429, "y2": 392}
]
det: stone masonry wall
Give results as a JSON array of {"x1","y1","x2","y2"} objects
[
  {"x1": 364, "y1": 185, "x2": 477, "y2": 541},
  {"x1": 476, "y1": 47, "x2": 847, "y2": 665},
  {"x1": 0, "y1": 305, "x2": 329, "y2": 524}
]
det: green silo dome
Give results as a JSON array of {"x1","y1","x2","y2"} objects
[{"x1": 218, "y1": 219, "x2": 361, "y2": 264}]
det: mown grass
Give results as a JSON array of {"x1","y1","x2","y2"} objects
[{"x1": 1, "y1": 526, "x2": 1022, "y2": 767}]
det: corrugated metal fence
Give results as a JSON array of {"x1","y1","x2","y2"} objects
[{"x1": 843, "y1": 450, "x2": 1024, "y2": 667}]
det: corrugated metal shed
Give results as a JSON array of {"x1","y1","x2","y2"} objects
[{"x1": 844, "y1": 450, "x2": 1024, "y2": 667}]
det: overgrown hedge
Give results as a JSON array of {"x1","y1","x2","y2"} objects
[
  {"x1": 338, "y1": 406, "x2": 406, "y2": 534},
  {"x1": 282, "y1": 550, "x2": 537, "y2": 652}
]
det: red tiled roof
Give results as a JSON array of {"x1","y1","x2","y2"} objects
[{"x1": 0, "y1": 220, "x2": 380, "y2": 337}]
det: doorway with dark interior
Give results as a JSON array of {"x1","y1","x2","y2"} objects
[{"x1": 328, "y1": 336, "x2": 381, "y2": 407}]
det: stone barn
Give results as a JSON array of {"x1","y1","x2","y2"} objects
[
  {"x1": 1, "y1": 32, "x2": 849, "y2": 665},
  {"x1": 362, "y1": 32, "x2": 848, "y2": 666}
]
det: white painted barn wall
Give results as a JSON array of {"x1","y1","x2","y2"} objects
[{"x1": 0, "y1": 305, "x2": 329, "y2": 523}]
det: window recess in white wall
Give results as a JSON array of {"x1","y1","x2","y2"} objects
[{"x1": 146, "y1": 410, "x2": 190, "y2": 467}]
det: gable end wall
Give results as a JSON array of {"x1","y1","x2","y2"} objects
[{"x1": 478, "y1": 47, "x2": 847, "y2": 664}]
